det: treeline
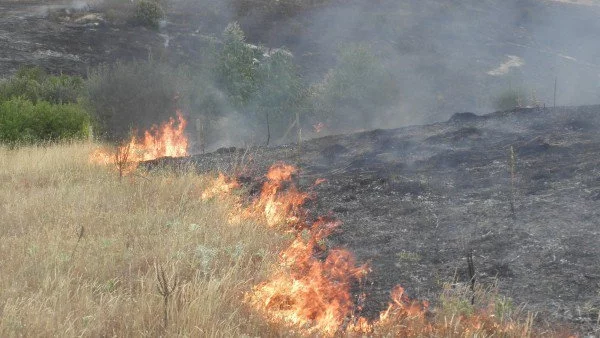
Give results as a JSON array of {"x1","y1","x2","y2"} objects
[{"x1": 0, "y1": 23, "x2": 398, "y2": 147}]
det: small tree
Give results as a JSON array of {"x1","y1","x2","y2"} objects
[
  {"x1": 215, "y1": 23, "x2": 260, "y2": 109},
  {"x1": 312, "y1": 43, "x2": 399, "y2": 129},
  {"x1": 135, "y1": 0, "x2": 165, "y2": 29},
  {"x1": 256, "y1": 49, "x2": 303, "y2": 143}
]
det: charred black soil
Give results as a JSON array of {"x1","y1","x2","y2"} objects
[{"x1": 146, "y1": 106, "x2": 600, "y2": 336}]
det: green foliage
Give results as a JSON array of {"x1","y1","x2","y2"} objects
[
  {"x1": 493, "y1": 88, "x2": 527, "y2": 111},
  {"x1": 255, "y1": 49, "x2": 304, "y2": 139},
  {"x1": 216, "y1": 23, "x2": 261, "y2": 108},
  {"x1": 0, "y1": 98, "x2": 91, "y2": 144},
  {"x1": 256, "y1": 50, "x2": 302, "y2": 112},
  {"x1": 84, "y1": 59, "x2": 183, "y2": 140},
  {"x1": 311, "y1": 44, "x2": 399, "y2": 128},
  {"x1": 208, "y1": 23, "x2": 304, "y2": 141},
  {"x1": 135, "y1": 0, "x2": 165, "y2": 29},
  {"x1": 0, "y1": 66, "x2": 84, "y2": 104}
]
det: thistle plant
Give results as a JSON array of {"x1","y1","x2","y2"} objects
[
  {"x1": 508, "y1": 145, "x2": 517, "y2": 219},
  {"x1": 155, "y1": 263, "x2": 179, "y2": 330}
]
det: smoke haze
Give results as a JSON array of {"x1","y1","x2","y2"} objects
[
  {"x1": 3, "y1": 0, "x2": 599, "y2": 148},
  {"x1": 233, "y1": 0, "x2": 600, "y2": 124}
]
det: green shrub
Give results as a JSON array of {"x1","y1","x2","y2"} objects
[
  {"x1": 135, "y1": 0, "x2": 165, "y2": 29},
  {"x1": 311, "y1": 43, "x2": 399, "y2": 128},
  {"x1": 493, "y1": 88, "x2": 527, "y2": 111},
  {"x1": 0, "y1": 98, "x2": 91, "y2": 144},
  {"x1": 84, "y1": 59, "x2": 183, "y2": 140},
  {"x1": 0, "y1": 66, "x2": 84, "y2": 104}
]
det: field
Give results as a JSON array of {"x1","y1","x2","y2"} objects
[
  {"x1": 0, "y1": 138, "x2": 585, "y2": 337},
  {"x1": 0, "y1": 142, "x2": 283, "y2": 336}
]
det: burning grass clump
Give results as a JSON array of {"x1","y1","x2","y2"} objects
[{"x1": 369, "y1": 283, "x2": 536, "y2": 337}]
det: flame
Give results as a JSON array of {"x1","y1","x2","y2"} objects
[
  {"x1": 313, "y1": 178, "x2": 327, "y2": 186},
  {"x1": 313, "y1": 122, "x2": 325, "y2": 133},
  {"x1": 248, "y1": 218, "x2": 370, "y2": 335},
  {"x1": 252, "y1": 163, "x2": 309, "y2": 227},
  {"x1": 89, "y1": 111, "x2": 188, "y2": 174},
  {"x1": 203, "y1": 163, "x2": 371, "y2": 334},
  {"x1": 201, "y1": 163, "x2": 548, "y2": 336},
  {"x1": 201, "y1": 173, "x2": 240, "y2": 200},
  {"x1": 202, "y1": 163, "x2": 420, "y2": 334}
]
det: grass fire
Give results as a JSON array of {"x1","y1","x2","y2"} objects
[
  {"x1": 89, "y1": 111, "x2": 188, "y2": 175},
  {"x1": 1, "y1": 0, "x2": 599, "y2": 336}
]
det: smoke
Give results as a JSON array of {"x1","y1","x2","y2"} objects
[
  {"x1": 230, "y1": 0, "x2": 600, "y2": 129},
  {"x1": 62, "y1": 0, "x2": 600, "y2": 149}
]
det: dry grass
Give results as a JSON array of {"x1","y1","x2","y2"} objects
[
  {"x1": 0, "y1": 142, "x2": 284, "y2": 337},
  {"x1": 0, "y1": 142, "x2": 564, "y2": 337}
]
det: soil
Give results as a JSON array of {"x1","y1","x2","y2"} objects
[{"x1": 146, "y1": 106, "x2": 600, "y2": 336}]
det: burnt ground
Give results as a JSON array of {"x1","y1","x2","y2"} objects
[
  {"x1": 0, "y1": 1, "x2": 218, "y2": 76},
  {"x1": 146, "y1": 106, "x2": 600, "y2": 336}
]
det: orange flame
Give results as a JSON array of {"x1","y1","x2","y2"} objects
[
  {"x1": 252, "y1": 163, "x2": 309, "y2": 227},
  {"x1": 201, "y1": 164, "x2": 544, "y2": 336},
  {"x1": 313, "y1": 122, "x2": 325, "y2": 133},
  {"x1": 248, "y1": 218, "x2": 370, "y2": 335},
  {"x1": 89, "y1": 111, "x2": 188, "y2": 174},
  {"x1": 201, "y1": 173, "x2": 240, "y2": 200}
]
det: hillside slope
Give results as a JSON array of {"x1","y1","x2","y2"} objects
[
  {"x1": 147, "y1": 106, "x2": 600, "y2": 335},
  {"x1": 2, "y1": 0, "x2": 600, "y2": 122}
]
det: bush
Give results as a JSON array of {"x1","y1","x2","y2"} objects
[
  {"x1": 0, "y1": 66, "x2": 84, "y2": 104},
  {"x1": 84, "y1": 59, "x2": 183, "y2": 140},
  {"x1": 493, "y1": 88, "x2": 529, "y2": 111},
  {"x1": 311, "y1": 43, "x2": 399, "y2": 129},
  {"x1": 135, "y1": 0, "x2": 165, "y2": 29},
  {"x1": 0, "y1": 98, "x2": 91, "y2": 144}
]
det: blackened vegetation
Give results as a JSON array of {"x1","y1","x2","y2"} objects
[{"x1": 145, "y1": 106, "x2": 600, "y2": 335}]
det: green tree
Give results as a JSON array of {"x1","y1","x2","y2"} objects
[
  {"x1": 313, "y1": 44, "x2": 399, "y2": 129},
  {"x1": 0, "y1": 66, "x2": 83, "y2": 104},
  {"x1": 216, "y1": 22, "x2": 261, "y2": 108},
  {"x1": 256, "y1": 49, "x2": 303, "y2": 142}
]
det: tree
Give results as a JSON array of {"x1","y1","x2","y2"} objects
[
  {"x1": 216, "y1": 22, "x2": 260, "y2": 109},
  {"x1": 313, "y1": 44, "x2": 399, "y2": 129},
  {"x1": 256, "y1": 49, "x2": 303, "y2": 143}
]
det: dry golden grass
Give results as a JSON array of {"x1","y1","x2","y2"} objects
[
  {"x1": 0, "y1": 142, "x2": 284, "y2": 337},
  {"x1": 0, "y1": 142, "x2": 566, "y2": 337}
]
